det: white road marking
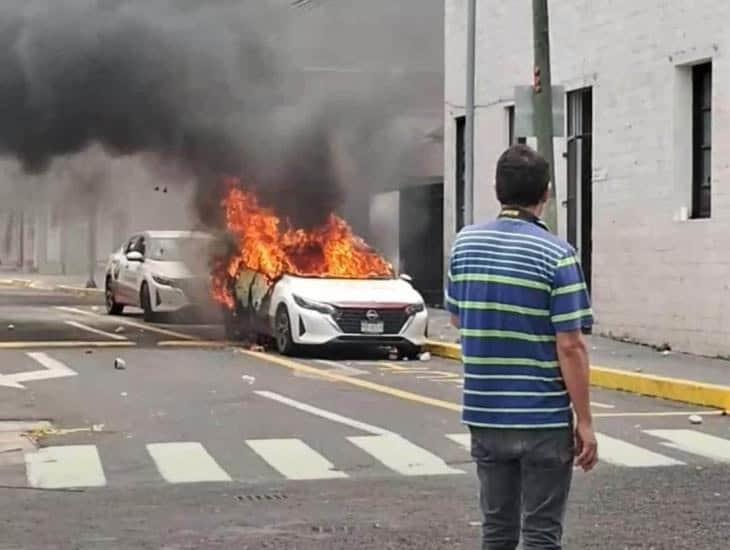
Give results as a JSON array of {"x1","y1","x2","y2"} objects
[
  {"x1": 25, "y1": 445, "x2": 107, "y2": 488},
  {"x1": 254, "y1": 390, "x2": 394, "y2": 436},
  {"x1": 64, "y1": 320, "x2": 128, "y2": 341},
  {"x1": 0, "y1": 352, "x2": 78, "y2": 389},
  {"x1": 314, "y1": 360, "x2": 368, "y2": 377},
  {"x1": 645, "y1": 430, "x2": 730, "y2": 462},
  {"x1": 246, "y1": 438, "x2": 348, "y2": 480},
  {"x1": 595, "y1": 433, "x2": 684, "y2": 467},
  {"x1": 56, "y1": 307, "x2": 198, "y2": 341},
  {"x1": 593, "y1": 410, "x2": 724, "y2": 418},
  {"x1": 348, "y1": 434, "x2": 465, "y2": 476},
  {"x1": 446, "y1": 433, "x2": 471, "y2": 450},
  {"x1": 147, "y1": 442, "x2": 231, "y2": 483},
  {"x1": 590, "y1": 401, "x2": 615, "y2": 409}
]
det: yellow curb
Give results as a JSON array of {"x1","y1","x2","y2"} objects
[
  {"x1": 0, "y1": 341, "x2": 135, "y2": 350},
  {"x1": 157, "y1": 340, "x2": 236, "y2": 348},
  {"x1": 0, "y1": 280, "x2": 32, "y2": 289},
  {"x1": 55, "y1": 285, "x2": 105, "y2": 296},
  {"x1": 425, "y1": 340, "x2": 730, "y2": 411}
]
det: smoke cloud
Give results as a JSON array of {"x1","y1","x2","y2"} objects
[{"x1": 0, "y1": 0, "x2": 426, "y2": 233}]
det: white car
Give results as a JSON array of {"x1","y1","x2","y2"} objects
[
  {"x1": 105, "y1": 231, "x2": 214, "y2": 321},
  {"x1": 222, "y1": 269, "x2": 428, "y2": 358}
]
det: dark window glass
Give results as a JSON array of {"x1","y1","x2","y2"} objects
[{"x1": 692, "y1": 63, "x2": 712, "y2": 219}]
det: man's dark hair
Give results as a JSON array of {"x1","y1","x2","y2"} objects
[{"x1": 495, "y1": 144, "x2": 550, "y2": 207}]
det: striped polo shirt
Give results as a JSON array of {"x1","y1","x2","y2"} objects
[{"x1": 446, "y1": 209, "x2": 593, "y2": 429}]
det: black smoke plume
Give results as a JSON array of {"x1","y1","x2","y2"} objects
[{"x1": 0, "y1": 0, "x2": 396, "y2": 229}]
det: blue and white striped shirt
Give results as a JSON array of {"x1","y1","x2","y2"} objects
[{"x1": 446, "y1": 213, "x2": 593, "y2": 429}]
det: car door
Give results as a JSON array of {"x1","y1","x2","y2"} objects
[
  {"x1": 122, "y1": 235, "x2": 147, "y2": 306},
  {"x1": 116, "y1": 235, "x2": 141, "y2": 304}
]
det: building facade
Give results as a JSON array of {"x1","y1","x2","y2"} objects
[{"x1": 445, "y1": 0, "x2": 730, "y2": 356}]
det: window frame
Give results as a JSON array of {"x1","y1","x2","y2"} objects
[{"x1": 691, "y1": 62, "x2": 712, "y2": 219}]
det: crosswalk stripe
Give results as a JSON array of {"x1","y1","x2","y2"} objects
[
  {"x1": 348, "y1": 434, "x2": 465, "y2": 476},
  {"x1": 25, "y1": 445, "x2": 107, "y2": 489},
  {"x1": 246, "y1": 439, "x2": 349, "y2": 480},
  {"x1": 595, "y1": 433, "x2": 684, "y2": 467},
  {"x1": 446, "y1": 433, "x2": 471, "y2": 451},
  {"x1": 645, "y1": 430, "x2": 730, "y2": 462},
  {"x1": 147, "y1": 443, "x2": 232, "y2": 483}
]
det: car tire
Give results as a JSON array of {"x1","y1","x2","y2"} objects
[
  {"x1": 140, "y1": 283, "x2": 157, "y2": 323},
  {"x1": 398, "y1": 345, "x2": 423, "y2": 360},
  {"x1": 274, "y1": 304, "x2": 297, "y2": 356},
  {"x1": 105, "y1": 278, "x2": 124, "y2": 315}
]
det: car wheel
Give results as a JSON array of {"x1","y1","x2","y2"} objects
[
  {"x1": 398, "y1": 345, "x2": 423, "y2": 360},
  {"x1": 274, "y1": 305, "x2": 297, "y2": 356},
  {"x1": 140, "y1": 283, "x2": 156, "y2": 323},
  {"x1": 105, "y1": 278, "x2": 124, "y2": 315}
]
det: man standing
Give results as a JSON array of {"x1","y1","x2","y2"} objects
[{"x1": 446, "y1": 145, "x2": 598, "y2": 550}]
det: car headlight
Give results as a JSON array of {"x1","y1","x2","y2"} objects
[
  {"x1": 293, "y1": 294, "x2": 337, "y2": 315},
  {"x1": 405, "y1": 302, "x2": 425, "y2": 316},
  {"x1": 152, "y1": 275, "x2": 177, "y2": 288}
]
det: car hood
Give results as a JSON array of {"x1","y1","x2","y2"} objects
[
  {"x1": 146, "y1": 261, "x2": 204, "y2": 280},
  {"x1": 281, "y1": 276, "x2": 423, "y2": 307}
]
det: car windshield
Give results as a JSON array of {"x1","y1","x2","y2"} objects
[{"x1": 148, "y1": 237, "x2": 211, "y2": 262}]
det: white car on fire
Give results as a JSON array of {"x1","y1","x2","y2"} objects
[
  {"x1": 105, "y1": 230, "x2": 215, "y2": 321},
  {"x1": 222, "y1": 269, "x2": 428, "y2": 358}
]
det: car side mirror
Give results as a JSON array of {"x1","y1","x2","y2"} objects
[
  {"x1": 399, "y1": 273, "x2": 413, "y2": 283},
  {"x1": 126, "y1": 251, "x2": 144, "y2": 262}
]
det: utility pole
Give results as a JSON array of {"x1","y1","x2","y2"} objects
[
  {"x1": 464, "y1": 0, "x2": 476, "y2": 226},
  {"x1": 86, "y1": 209, "x2": 97, "y2": 288},
  {"x1": 532, "y1": 0, "x2": 558, "y2": 233}
]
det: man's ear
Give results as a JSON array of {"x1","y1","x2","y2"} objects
[{"x1": 541, "y1": 185, "x2": 551, "y2": 204}]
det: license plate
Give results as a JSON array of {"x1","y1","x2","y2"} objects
[{"x1": 361, "y1": 321, "x2": 384, "y2": 334}]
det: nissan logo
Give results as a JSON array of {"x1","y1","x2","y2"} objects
[{"x1": 365, "y1": 309, "x2": 380, "y2": 321}]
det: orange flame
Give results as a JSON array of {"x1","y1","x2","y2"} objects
[{"x1": 212, "y1": 179, "x2": 393, "y2": 308}]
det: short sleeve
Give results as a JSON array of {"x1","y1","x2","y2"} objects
[{"x1": 550, "y1": 252, "x2": 593, "y2": 333}]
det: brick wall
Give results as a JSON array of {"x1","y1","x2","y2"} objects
[{"x1": 445, "y1": 0, "x2": 730, "y2": 356}]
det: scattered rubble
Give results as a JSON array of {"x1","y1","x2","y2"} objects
[
  {"x1": 241, "y1": 375, "x2": 256, "y2": 385},
  {"x1": 7, "y1": 324, "x2": 14, "y2": 331},
  {"x1": 688, "y1": 414, "x2": 703, "y2": 425},
  {"x1": 114, "y1": 326, "x2": 125, "y2": 334},
  {"x1": 114, "y1": 358, "x2": 126, "y2": 370},
  {"x1": 120, "y1": 392, "x2": 128, "y2": 397},
  {"x1": 419, "y1": 352, "x2": 432, "y2": 362}
]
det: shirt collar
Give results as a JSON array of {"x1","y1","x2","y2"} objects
[{"x1": 498, "y1": 206, "x2": 549, "y2": 231}]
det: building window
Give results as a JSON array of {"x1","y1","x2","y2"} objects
[
  {"x1": 506, "y1": 105, "x2": 526, "y2": 146},
  {"x1": 455, "y1": 116, "x2": 466, "y2": 231},
  {"x1": 692, "y1": 63, "x2": 712, "y2": 219}
]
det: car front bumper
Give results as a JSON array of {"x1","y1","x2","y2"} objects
[
  {"x1": 149, "y1": 278, "x2": 210, "y2": 313},
  {"x1": 289, "y1": 306, "x2": 428, "y2": 348}
]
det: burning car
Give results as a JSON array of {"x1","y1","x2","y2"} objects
[
  {"x1": 213, "y1": 186, "x2": 428, "y2": 357},
  {"x1": 222, "y1": 269, "x2": 428, "y2": 357}
]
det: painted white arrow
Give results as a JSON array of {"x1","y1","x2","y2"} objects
[{"x1": 0, "y1": 352, "x2": 78, "y2": 389}]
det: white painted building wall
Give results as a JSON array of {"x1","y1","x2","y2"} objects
[{"x1": 445, "y1": 0, "x2": 730, "y2": 356}]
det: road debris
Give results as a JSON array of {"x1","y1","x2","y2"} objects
[
  {"x1": 241, "y1": 375, "x2": 256, "y2": 385},
  {"x1": 114, "y1": 326, "x2": 125, "y2": 334},
  {"x1": 419, "y1": 352, "x2": 431, "y2": 362},
  {"x1": 85, "y1": 349, "x2": 93, "y2": 355},
  {"x1": 120, "y1": 392, "x2": 128, "y2": 397},
  {"x1": 7, "y1": 324, "x2": 14, "y2": 331},
  {"x1": 114, "y1": 358, "x2": 126, "y2": 370},
  {"x1": 688, "y1": 414, "x2": 703, "y2": 425}
]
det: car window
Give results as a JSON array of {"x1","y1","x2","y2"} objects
[{"x1": 148, "y1": 238, "x2": 209, "y2": 262}]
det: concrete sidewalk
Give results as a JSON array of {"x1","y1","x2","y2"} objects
[
  {"x1": 0, "y1": 268, "x2": 106, "y2": 296},
  {"x1": 426, "y1": 308, "x2": 730, "y2": 411}
]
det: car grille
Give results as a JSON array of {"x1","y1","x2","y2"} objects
[
  {"x1": 334, "y1": 308, "x2": 409, "y2": 335},
  {"x1": 177, "y1": 278, "x2": 211, "y2": 303}
]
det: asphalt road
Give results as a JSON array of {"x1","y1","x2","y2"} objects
[{"x1": 0, "y1": 288, "x2": 728, "y2": 549}]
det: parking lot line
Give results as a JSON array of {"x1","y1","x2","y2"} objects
[
  {"x1": 0, "y1": 341, "x2": 134, "y2": 350},
  {"x1": 64, "y1": 320, "x2": 128, "y2": 341},
  {"x1": 56, "y1": 307, "x2": 199, "y2": 341}
]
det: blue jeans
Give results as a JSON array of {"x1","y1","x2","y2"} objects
[{"x1": 470, "y1": 427, "x2": 574, "y2": 550}]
